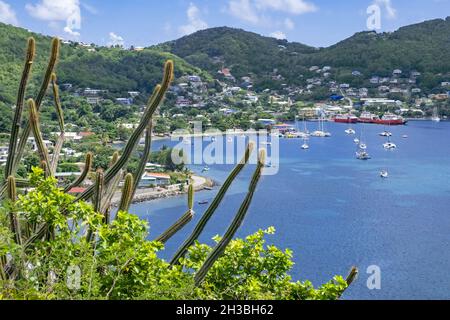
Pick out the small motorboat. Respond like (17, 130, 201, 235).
(359, 143, 367, 150)
(402, 135, 408, 139)
(198, 200, 209, 205)
(383, 142, 397, 150)
(353, 138, 360, 144)
(356, 151, 371, 160)
(202, 166, 210, 172)
(379, 131, 392, 137)
(301, 143, 309, 150)
(345, 128, 356, 135)
(380, 170, 389, 178)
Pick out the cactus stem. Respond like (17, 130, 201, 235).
(194, 149, 266, 286)
(170, 142, 254, 266)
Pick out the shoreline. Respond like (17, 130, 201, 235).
(111, 175, 215, 206)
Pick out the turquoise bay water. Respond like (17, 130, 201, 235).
(131, 121, 450, 300)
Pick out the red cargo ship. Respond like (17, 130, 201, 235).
(357, 112, 407, 125)
(374, 113, 408, 125)
(358, 112, 379, 123)
(334, 114, 358, 123)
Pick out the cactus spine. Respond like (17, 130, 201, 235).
(118, 173, 134, 213)
(156, 184, 194, 244)
(77, 60, 173, 202)
(4, 38, 35, 180)
(194, 149, 266, 286)
(170, 142, 255, 266)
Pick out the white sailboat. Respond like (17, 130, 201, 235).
(432, 107, 441, 122)
(356, 125, 370, 160)
(311, 115, 331, 137)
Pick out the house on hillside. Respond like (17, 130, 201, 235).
(140, 172, 171, 187)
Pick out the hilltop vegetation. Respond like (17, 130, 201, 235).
(0, 22, 209, 106)
(160, 18, 450, 91)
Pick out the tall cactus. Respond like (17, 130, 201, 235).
(118, 173, 134, 213)
(7, 176, 21, 245)
(156, 184, 194, 244)
(76, 60, 173, 202)
(170, 142, 255, 266)
(194, 149, 266, 286)
(4, 38, 35, 180)
(12, 38, 60, 175)
(131, 121, 153, 200)
(28, 99, 51, 176)
(50, 73, 65, 175)
(63, 152, 93, 193)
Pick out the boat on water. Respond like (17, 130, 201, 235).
(345, 128, 356, 135)
(359, 143, 367, 150)
(310, 116, 331, 137)
(358, 112, 407, 125)
(334, 114, 358, 123)
(202, 166, 210, 172)
(402, 135, 408, 139)
(353, 138, 360, 144)
(356, 150, 371, 160)
(301, 143, 309, 150)
(375, 113, 408, 125)
(379, 131, 392, 137)
(358, 111, 379, 123)
(198, 200, 209, 205)
(380, 170, 389, 178)
(383, 142, 397, 150)
(432, 107, 441, 122)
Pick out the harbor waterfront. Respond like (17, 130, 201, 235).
(131, 120, 450, 300)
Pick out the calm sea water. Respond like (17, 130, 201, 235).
(130, 121, 450, 300)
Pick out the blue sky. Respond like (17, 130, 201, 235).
(0, 0, 449, 48)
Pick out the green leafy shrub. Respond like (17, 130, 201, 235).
(0, 169, 352, 300)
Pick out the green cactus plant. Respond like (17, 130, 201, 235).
(170, 142, 255, 266)
(50, 73, 65, 175)
(156, 184, 194, 244)
(4, 38, 35, 180)
(7, 176, 21, 246)
(12, 38, 60, 175)
(77, 60, 174, 202)
(118, 173, 134, 213)
(194, 149, 266, 286)
(131, 121, 153, 200)
(28, 99, 51, 176)
(63, 152, 93, 193)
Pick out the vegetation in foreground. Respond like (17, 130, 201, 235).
(0, 168, 353, 300)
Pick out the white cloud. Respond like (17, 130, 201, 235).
(256, 0, 317, 14)
(270, 30, 286, 40)
(284, 18, 294, 30)
(26, 0, 81, 37)
(108, 32, 124, 47)
(0, 1, 18, 26)
(228, 0, 260, 24)
(227, 0, 316, 26)
(374, 0, 397, 19)
(179, 3, 208, 36)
